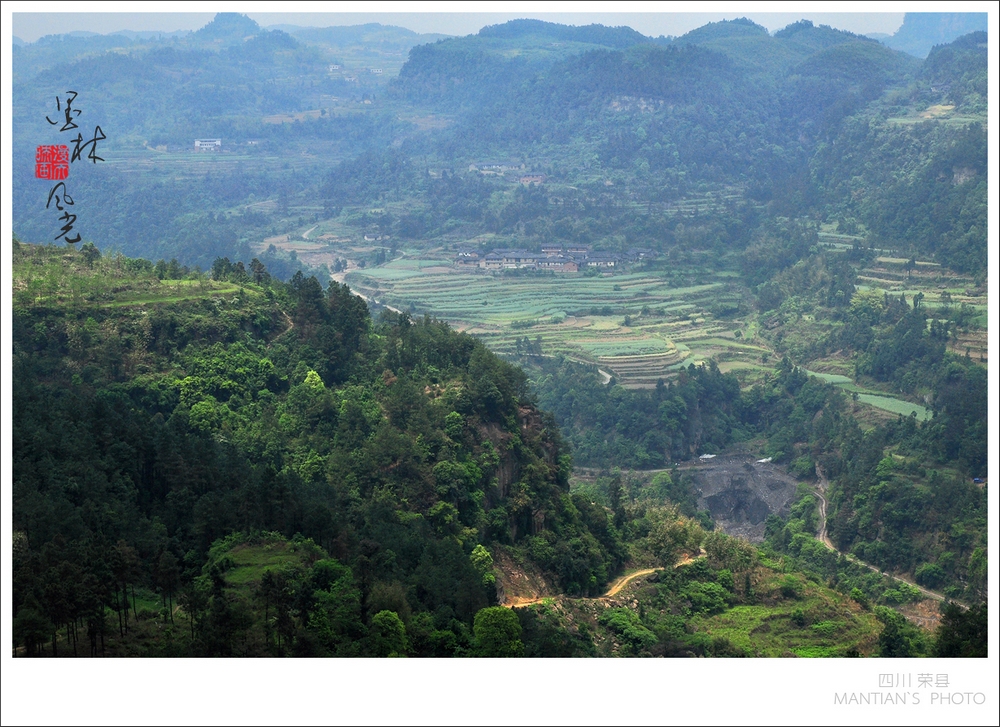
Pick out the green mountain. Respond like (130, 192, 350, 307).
(276, 22, 451, 49)
(10, 15, 988, 660)
(12, 242, 627, 656)
(192, 11, 263, 44)
(12, 15, 985, 277)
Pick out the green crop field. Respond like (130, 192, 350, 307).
(346, 243, 987, 394)
(857, 394, 932, 421)
(691, 572, 880, 657)
(794, 250, 987, 421)
(221, 541, 311, 586)
(804, 370, 932, 421)
(348, 255, 762, 387)
(803, 370, 853, 385)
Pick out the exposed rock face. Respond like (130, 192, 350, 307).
(480, 404, 566, 542)
(690, 456, 799, 542)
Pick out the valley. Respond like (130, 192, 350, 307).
(10, 11, 989, 667)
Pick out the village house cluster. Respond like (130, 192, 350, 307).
(468, 162, 548, 186)
(454, 245, 655, 272)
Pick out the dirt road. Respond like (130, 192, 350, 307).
(508, 552, 707, 608)
(603, 568, 662, 598)
(813, 466, 836, 551)
(507, 568, 661, 608)
(572, 461, 710, 479)
(506, 596, 547, 608)
(812, 466, 961, 607)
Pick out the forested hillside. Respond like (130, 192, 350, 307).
(12, 241, 987, 657)
(13, 242, 637, 655)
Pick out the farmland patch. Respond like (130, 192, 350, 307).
(346, 255, 762, 386)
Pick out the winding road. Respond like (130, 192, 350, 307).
(603, 568, 662, 598)
(813, 467, 836, 551)
(507, 568, 662, 608)
(812, 466, 962, 607)
(507, 471, 962, 614)
(507, 553, 702, 608)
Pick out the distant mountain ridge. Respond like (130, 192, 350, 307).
(674, 16, 769, 44)
(882, 12, 988, 58)
(273, 22, 451, 47)
(11, 15, 986, 277)
(192, 11, 262, 42)
(477, 18, 662, 48)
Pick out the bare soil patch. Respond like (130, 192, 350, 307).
(690, 455, 799, 542)
(495, 548, 556, 606)
(897, 599, 943, 633)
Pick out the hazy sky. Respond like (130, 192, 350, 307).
(10, 5, 919, 44)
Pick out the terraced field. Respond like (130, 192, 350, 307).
(107, 146, 340, 180)
(347, 255, 767, 387)
(806, 236, 988, 409)
(844, 253, 988, 368)
(802, 369, 933, 421)
(346, 240, 988, 404)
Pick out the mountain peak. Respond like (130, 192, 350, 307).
(195, 12, 261, 41)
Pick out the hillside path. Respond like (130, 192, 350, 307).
(812, 466, 962, 607)
(508, 554, 704, 608)
(603, 568, 661, 597)
(508, 568, 662, 608)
